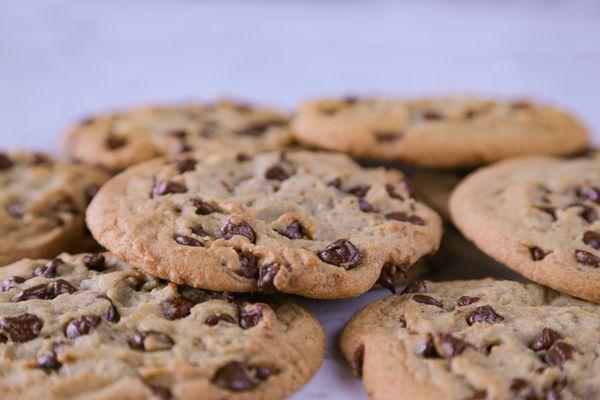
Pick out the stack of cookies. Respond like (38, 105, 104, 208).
(1, 96, 598, 400)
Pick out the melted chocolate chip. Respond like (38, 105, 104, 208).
(221, 220, 256, 243)
(0, 153, 14, 169)
(239, 306, 263, 330)
(64, 315, 101, 339)
(105, 135, 127, 150)
(347, 185, 370, 197)
(96, 295, 120, 323)
(544, 342, 575, 367)
(176, 158, 197, 174)
(152, 181, 187, 198)
(510, 379, 537, 400)
(358, 199, 376, 213)
(212, 361, 259, 391)
(318, 239, 361, 269)
(258, 264, 280, 292)
(412, 294, 443, 308)
(83, 253, 106, 271)
(530, 247, 547, 261)
(536, 206, 557, 221)
(161, 297, 195, 320)
(531, 327, 562, 351)
(174, 235, 202, 247)
(191, 198, 216, 215)
(385, 184, 404, 201)
(277, 221, 307, 240)
(129, 331, 174, 351)
(574, 249, 599, 267)
(466, 305, 504, 326)
(457, 296, 480, 307)
(236, 251, 259, 279)
(377, 262, 407, 293)
(34, 258, 64, 278)
(12, 284, 49, 302)
(37, 350, 61, 371)
(264, 164, 290, 181)
(350, 344, 365, 376)
(0, 313, 43, 342)
(402, 280, 428, 294)
(583, 231, 600, 250)
(435, 333, 473, 359)
(385, 212, 426, 226)
(205, 314, 236, 326)
(418, 333, 439, 358)
(0, 276, 25, 292)
(48, 279, 77, 297)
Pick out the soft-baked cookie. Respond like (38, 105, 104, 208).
(339, 279, 600, 400)
(0, 252, 324, 399)
(86, 150, 443, 299)
(291, 96, 588, 168)
(0, 152, 109, 266)
(61, 100, 293, 171)
(450, 153, 600, 303)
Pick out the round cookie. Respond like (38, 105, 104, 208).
(0, 151, 109, 266)
(291, 96, 588, 168)
(0, 252, 324, 400)
(61, 100, 293, 171)
(86, 150, 442, 299)
(450, 153, 600, 303)
(340, 279, 600, 400)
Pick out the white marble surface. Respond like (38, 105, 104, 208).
(1, 1, 599, 399)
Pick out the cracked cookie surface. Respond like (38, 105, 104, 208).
(0, 152, 109, 266)
(0, 252, 324, 400)
(450, 153, 600, 303)
(291, 96, 588, 168)
(61, 100, 293, 171)
(86, 150, 442, 299)
(339, 279, 600, 400)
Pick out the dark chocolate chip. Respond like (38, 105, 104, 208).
(221, 220, 256, 243)
(347, 185, 370, 197)
(412, 294, 443, 308)
(510, 379, 537, 400)
(96, 295, 120, 323)
(205, 314, 236, 326)
(531, 327, 562, 351)
(83, 254, 106, 271)
(579, 206, 598, 223)
(277, 221, 307, 240)
(0, 153, 14, 169)
(583, 231, 600, 250)
(327, 177, 342, 189)
(36, 350, 61, 371)
(574, 249, 599, 267)
(236, 153, 252, 162)
(397, 178, 416, 199)
(374, 131, 403, 142)
(34, 258, 64, 278)
(579, 186, 600, 204)
(358, 199, 377, 213)
(174, 235, 202, 247)
(64, 315, 101, 339)
(191, 198, 216, 215)
(191, 225, 209, 237)
(0, 276, 26, 292)
(435, 333, 473, 359)
(152, 181, 187, 198)
(12, 284, 49, 302)
(385, 184, 404, 201)
(175, 158, 197, 174)
(350, 344, 365, 376)
(466, 305, 504, 326)
(147, 384, 172, 400)
(385, 212, 425, 226)
(457, 296, 480, 307)
(536, 206, 557, 221)
(318, 239, 361, 269)
(212, 361, 259, 391)
(161, 297, 195, 320)
(377, 262, 407, 293)
(418, 333, 439, 358)
(129, 331, 174, 351)
(402, 280, 428, 294)
(264, 164, 290, 181)
(0, 313, 43, 342)
(258, 264, 280, 292)
(544, 342, 575, 367)
(236, 251, 259, 279)
(530, 247, 547, 261)
(105, 135, 127, 150)
(48, 279, 77, 297)
(239, 306, 263, 330)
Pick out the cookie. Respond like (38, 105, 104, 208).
(86, 150, 442, 299)
(339, 279, 600, 400)
(61, 100, 293, 171)
(450, 153, 600, 303)
(0, 252, 324, 399)
(0, 151, 109, 266)
(291, 96, 588, 168)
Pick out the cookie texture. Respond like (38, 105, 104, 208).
(87, 150, 442, 299)
(61, 100, 293, 171)
(0, 253, 324, 400)
(450, 153, 600, 303)
(340, 279, 600, 400)
(291, 96, 588, 168)
(0, 152, 109, 266)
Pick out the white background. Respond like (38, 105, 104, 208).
(1, 1, 599, 398)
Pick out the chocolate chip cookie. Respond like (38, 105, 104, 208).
(291, 96, 588, 168)
(0, 151, 109, 266)
(340, 279, 600, 400)
(0, 252, 324, 399)
(61, 100, 293, 171)
(86, 150, 442, 299)
(450, 153, 600, 303)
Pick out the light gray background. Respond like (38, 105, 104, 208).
(1, 1, 599, 398)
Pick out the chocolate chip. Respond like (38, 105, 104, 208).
(175, 158, 197, 174)
(191, 225, 208, 237)
(161, 297, 195, 320)
(258, 264, 280, 292)
(239, 306, 263, 330)
(34, 258, 64, 278)
(236, 251, 259, 279)
(418, 333, 439, 358)
(536, 206, 557, 221)
(385, 212, 425, 226)
(147, 384, 172, 400)
(36, 350, 61, 371)
(402, 280, 428, 293)
(377, 262, 407, 293)
(510, 379, 537, 400)
(385, 184, 404, 200)
(152, 181, 187, 198)
(12, 284, 49, 302)
(96, 295, 120, 323)
(350, 344, 365, 376)
(264, 164, 290, 181)
(236, 153, 252, 162)
(412, 294, 443, 308)
(374, 131, 403, 142)
(435, 333, 472, 359)
(318, 239, 361, 269)
(574, 249, 599, 267)
(469, 390, 488, 400)
(277, 221, 307, 240)
(583, 231, 600, 250)
(530, 247, 547, 261)
(579, 206, 598, 223)
(205, 314, 236, 326)
(358, 199, 377, 213)
(105, 135, 127, 150)
(237, 120, 285, 136)
(397, 179, 416, 199)
(129, 331, 174, 351)
(174, 235, 202, 247)
(6, 202, 23, 218)
(212, 361, 259, 391)
(64, 315, 101, 339)
(466, 305, 504, 326)
(0, 333, 6, 343)
(0, 276, 25, 292)
(191, 198, 216, 215)
(327, 177, 342, 189)
(0, 313, 43, 342)
(347, 185, 370, 197)
(0, 153, 14, 169)
(579, 186, 600, 204)
(48, 279, 77, 297)
(457, 296, 480, 307)
(83, 254, 106, 271)
(420, 110, 444, 120)
(544, 342, 575, 367)
(221, 220, 256, 243)
(531, 327, 562, 351)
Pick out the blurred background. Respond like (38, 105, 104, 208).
(1, 0, 599, 149)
